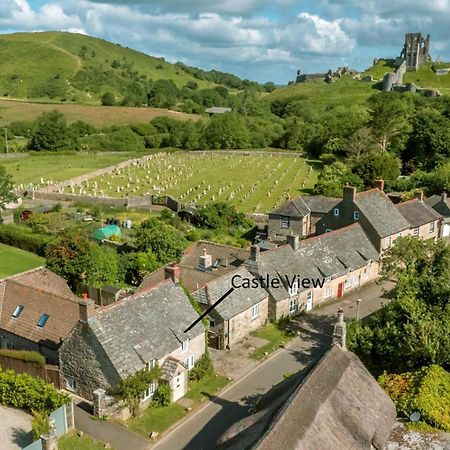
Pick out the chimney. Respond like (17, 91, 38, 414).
(333, 308, 347, 350)
(413, 190, 424, 202)
(442, 192, 448, 203)
(199, 248, 212, 271)
(205, 284, 212, 306)
(286, 234, 299, 251)
(343, 185, 356, 202)
(250, 244, 260, 262)
(79, 294, 95, 323)
(375, 178, 385, 192)
(164, 263, 181, 283)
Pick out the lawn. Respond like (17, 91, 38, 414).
(250, 322, 296, 360)
(0, 243, 44, 278)
(59, 431, 113, 450)
(1, 151, 146, 185)
(67, 151, 321, 213)
(128, 374, 229, 437)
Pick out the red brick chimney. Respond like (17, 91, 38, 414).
(375, 179, 385, 192)
(164, 263, 181, 284)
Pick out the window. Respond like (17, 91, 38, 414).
(37, 314, 49, 327)
(143, 382, 156, 400)
(386, 236, 392, 248)
(65, 377, 77, 392)
(148, 359, 156, 369)
(184, 354, 195, 370)
(251, 303, 260, 320)
(325, 228, 333, 233)
(334, 208, 340, 217)
(430, 222, 435, 233)
(414, 227, 419, 237)
(181, 339, 189, 352)
(209, 319, 215, 328)
(324, 287, 332, 299)
(12, 305, 24, 318)
(288, 280, 298, 297)
(344, 278, 353, 289)
(281, 216, 290, 228)
(353, 211, 359, 220)
(364, 268, 369, 279)
(289, 298, 298, 315)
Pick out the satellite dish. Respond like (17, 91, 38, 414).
(410, 411, 421, 422)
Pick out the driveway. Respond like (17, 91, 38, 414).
(0, 405, 33, 450)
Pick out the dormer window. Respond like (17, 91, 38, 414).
(12, 305, 24, 318)
(288, 281, 298, 297)
(353, 211, 359, 220)
(37, 314, 49, 327)
(334, 208, 340, 217)
(181, 339, 189, 352)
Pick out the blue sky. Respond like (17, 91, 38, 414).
(1, 0, 449, 83)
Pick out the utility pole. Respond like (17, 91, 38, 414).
(356, 298, 362, 321)
(2, 128, 8, 154)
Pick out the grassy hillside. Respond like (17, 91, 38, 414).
(0, 31, 219, 103)
(0, 99, 197, 127)
(363, 60, 450, 95)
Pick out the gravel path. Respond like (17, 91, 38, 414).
(0, 405, 33, 450)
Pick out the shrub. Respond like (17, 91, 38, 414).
(0, 349, 46, 368)
(0, 224, 51, 256)
(189, 350, 214, 382)
(0, 369, 69, 413)
(31, 410, 50, 440)
(152, 383, 171, 407)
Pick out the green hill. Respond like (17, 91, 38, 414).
(0, 31, 242, 103)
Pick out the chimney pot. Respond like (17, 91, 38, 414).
(375, 179, 385, 192)
(333, 308, 346, 350)
(82, 293, 88, 300)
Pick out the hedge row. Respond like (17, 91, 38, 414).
(0, 368, 69, 413)
(0, 349, 46, 368)
(0, 224, 51, 256)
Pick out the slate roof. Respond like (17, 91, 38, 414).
(87, 280, 203, 378)
(0, 267, 88, 348)
(425, 194, 450, 219)
(396, 199, 442, 228)
(301, 195, 340, 214)
(193, 267, 268, 321)
(217, 345, 396, 450)
(160, 357, 185, 381)
(269, 197, 310, 218)
(354, 189, 410, 238)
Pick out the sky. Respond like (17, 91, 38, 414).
(1, 0, 449, 84)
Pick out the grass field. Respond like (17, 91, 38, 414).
(67, 152, 321, 213)
(1, 151, 147, 185)
(0, 243, 44, 278)
(0, 99, 198, 127)
(59, 432, 112, 450)
(250, 323, 295, 360)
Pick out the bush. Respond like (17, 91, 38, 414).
(0, 349, 46, 368)
(31, 410, 50, 440)
(189, 350, 214, 382)
(0, 369, 69, 413)
(0, 224, 51, 256)
(152, 383, 171, 407)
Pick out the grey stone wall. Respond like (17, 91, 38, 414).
(268, 214, 306, 240)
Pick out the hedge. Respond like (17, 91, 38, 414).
(0, 224, 51, 256)
(0, 368, 69, 413)
(0, 349, 46, 368)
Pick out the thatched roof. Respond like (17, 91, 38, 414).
(217, 345, 396, 450)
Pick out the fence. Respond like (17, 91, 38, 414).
(0, 355, 61, 388)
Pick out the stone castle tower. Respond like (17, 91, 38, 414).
(398, 33, 431, 71)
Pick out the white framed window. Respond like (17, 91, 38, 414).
(148, 359, 156, 369)
(288, 280, 298, 297)
(289, 298, 298, 315)
(251, 303, 260, 320)
(353, 211, 359, 220)
(344, 278, 352, 289)
(324, 287, 332, 298)
(413, 227, 419, 236)
(281, 216, 290, 228)
(181, 339, 189, 353)
(334, 208, 340, 217)
(386, 236, 392, 248)
(364, 268, 369, 279)
(65, 377, 77, 392)
(143, 381, 156, 400)
(430, 221, 435, 233)
(184, 354, 195, 370)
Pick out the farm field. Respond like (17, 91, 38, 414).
(0, 99, 198, 127)
(0, 243, 44, 278)
(1, 151, 147, 185)
(65, 152, 321, 213)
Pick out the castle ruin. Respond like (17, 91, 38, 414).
(396, 33, 431, 71)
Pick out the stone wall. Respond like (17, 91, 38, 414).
(166, 331, 205, 369)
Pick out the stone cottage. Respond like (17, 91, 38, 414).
(425, 192, 450, 237)
(0, 267, 94, 365)
(193, 267, 269, 349)
(60, 279, 205, 403)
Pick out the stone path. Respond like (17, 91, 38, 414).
(0, 405, 33, 450)
(74, 405, 149, 450)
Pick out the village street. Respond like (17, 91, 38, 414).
(150, 280, 395, 450)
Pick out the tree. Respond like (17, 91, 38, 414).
(0, 165, 17, 210)
(28, 110, 77, 151)
(101, 92, 116, 106)
(314, 162, 363, 197)
(194, 202, 251, 229)
(353, 152, 401, 188)
(345, 127, 378, 162)
(204, 112, 250, 149)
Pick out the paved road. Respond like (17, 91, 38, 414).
(152, 280, 395, 450)
(0, 404, 33, 450)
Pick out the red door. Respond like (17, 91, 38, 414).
(337, 282, 343, 298)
